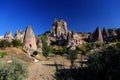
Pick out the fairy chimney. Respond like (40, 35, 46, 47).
(23, 26, 37, 53)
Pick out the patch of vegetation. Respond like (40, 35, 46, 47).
(33, 51, 38, 55)
(52, 46, 68, 55)
(0, 58, 28, 80)
(55, 43, 120, 80)
(0, 40, 11, 48)
(0, 51, 7, 58)
(40, 35, 52, 57)
(12, 39, 22, 48)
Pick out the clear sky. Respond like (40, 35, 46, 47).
(0, 0, 120, 36)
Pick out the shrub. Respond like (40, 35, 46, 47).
(0, 58, 28, 80)
(33, 51, 38, 55)
(0, 40, 11, 48)
(0, 52, 7, 58)
(12, 39, 22, 48)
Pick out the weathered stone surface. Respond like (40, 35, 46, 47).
(4, 32, 13, 42)
(102, 27, 109, 39)
(36, 37, 42, 48)
(14, 29, 24, 42)
(42, 19, 85, 47)
(108, 29, 117, 37)
(23, 26, 37, 54)
(49, 19, 73, 45)
(89, 27, 103, 43)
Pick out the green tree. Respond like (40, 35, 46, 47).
(40, 35, 52, 57)
(68, 49, 79, 68)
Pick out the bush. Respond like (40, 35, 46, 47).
(12, 39, 22, 48)
(0, 52, 7, 58)
(33, 51, 38, 55)
(0, 58, 28, 80)
(0, 40, 11, 48)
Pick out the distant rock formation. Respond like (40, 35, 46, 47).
(23, 26, 37, 54)
(108, 29, 117, 38)
(49, 19, 72, 45)
(14, 29, 24, 42)
(4, 32, 13, 42)
(44, 19, 85, 47)
(102, 27, 109, 40)
(36, 37, 42, 53)
(89, 27, 103, 43)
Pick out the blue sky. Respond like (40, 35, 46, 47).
(0, 0, 120, 36)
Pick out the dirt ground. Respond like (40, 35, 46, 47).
(27, 55, 71, 80)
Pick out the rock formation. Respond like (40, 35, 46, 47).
(49, 19, 72, 45)
(4, 32, 13, 42)
(102, 27, 109, 40)
(108, 29, 117, 38)
(89, 27, 103, 43)
(14, 29, 24, 42)
(23, 26, 37, 54)
(45, 19, 85, 47)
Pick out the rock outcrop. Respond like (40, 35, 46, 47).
(4, 32, 13, 42)
(14, 29, 24, 42)
(23, 26, 37, 54)
(102, 27, 109, 40)
(45, 19, 84, 47)
(89, 27, 103, 43)
(49, 19, 72, 45)
(108, 29, 117, 38)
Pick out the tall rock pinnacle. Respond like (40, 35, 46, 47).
(89, 27, 103, 43)
(23, 26, 37, 53)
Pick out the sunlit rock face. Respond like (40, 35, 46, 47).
(44, 19, 84, 47)
(14, 29, 24, 42)
(89, 27, 103, 43)
(4, 32, 13, 42)
(23, 26, 37, 54)
(50, 19, 72, 45)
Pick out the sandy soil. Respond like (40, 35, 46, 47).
(27, 56, 71, 80)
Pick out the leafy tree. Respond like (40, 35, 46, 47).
(40, 35, 52, 57)
(68, 49, 79, 68)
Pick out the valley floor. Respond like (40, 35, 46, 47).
(27, 57, 71, 80)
